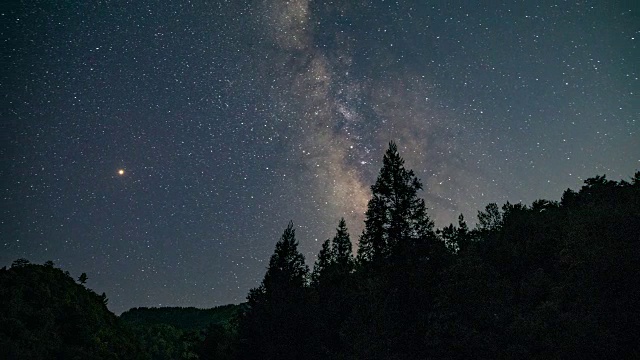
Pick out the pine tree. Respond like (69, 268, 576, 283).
(346, 142, 445, 359)
(331, 218, 354, 276)
(357, 141, 436, 267)
(240, 221, 309, 360)
(246, 221, 308, 309)
(312, 218, 354, 288)
(309, 219, 355, 358)
(311, 239, 333, 287)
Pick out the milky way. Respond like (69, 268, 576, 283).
(3, 1, 637, 313)
(254, 0, 490, 235)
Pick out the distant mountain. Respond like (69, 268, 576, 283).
(120, 304, 243, 331)
(119, 304, 244, 360)
(0, 260, 147, 360)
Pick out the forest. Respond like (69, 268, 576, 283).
(2, 142, 638, 359)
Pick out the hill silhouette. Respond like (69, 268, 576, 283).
(120, 304, 242, 331)
(2, 142, 638, 359)
(0, 260, 147, 360)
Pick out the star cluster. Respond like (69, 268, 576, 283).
(2, 1, 637, 313)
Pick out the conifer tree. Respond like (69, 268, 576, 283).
(357, 141, 436, 267)
(308, 218, 354, 358)
(331, 218, 354, 276)
(311, 239, 333, 287)
(311, 218, 354, 288)
(239, 221, 309, 360)
(247, 221, 308, 308)
(347, 142, 445, 358)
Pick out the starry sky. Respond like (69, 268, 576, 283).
(2, 1, 638, 314)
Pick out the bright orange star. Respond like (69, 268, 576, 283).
(117, 169, 125, 176)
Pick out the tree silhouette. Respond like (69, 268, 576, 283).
(439, 214, 470, 254)
(332, 218, 354, 275)
(311, 218, 353, 289)
(0, 261, 147, 359)
(11, 258, 30, 268)
(477, 202, 502, 231)
(236, 169, 639, 359)
(78, 272, 88, 284)
(311, 239, 333, 287)
(251, 221, 308, 301)
(307, 218, 355, 358)
(238, 221, 309, 360)
(357, 141, 436, 267)
(344, 142, 447, 358)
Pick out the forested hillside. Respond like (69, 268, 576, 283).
(120, 304, 242, 331)
(0, 261, 240, 360)
(0, 260, 147, 360)
(2, 142, 638, 359)
(234, 143, 640, 360)
(120, 305, 242, 360)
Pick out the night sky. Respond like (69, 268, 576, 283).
(2, 1, 638, 314)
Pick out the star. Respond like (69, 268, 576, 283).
(4, 0, 635, 314)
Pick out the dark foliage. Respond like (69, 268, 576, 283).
(236, 221, 310, 360)
(120, 304, 241, 332)
(342, 142, 448, 360)
(78, 272, 88, 284)
(357, 142, 439, 268)
(0, 262, 147, 360)
(128, 323, 198, 360)
(5, 143, 638, 360)
(308, 218, 355, 358)
(120, 305, 242, 360)
(229, 142, 640, 360)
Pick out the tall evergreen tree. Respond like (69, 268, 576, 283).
(249, 221, 308, 302)
(331, 218, 354, 276)
(311, 239, 333, 287)
(357, 141, 436, 267)
(308, 218, 354, 358)
(346, 142, 446, 359)
(312, 218, 354, 288)
(239, 221, 309, 360)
